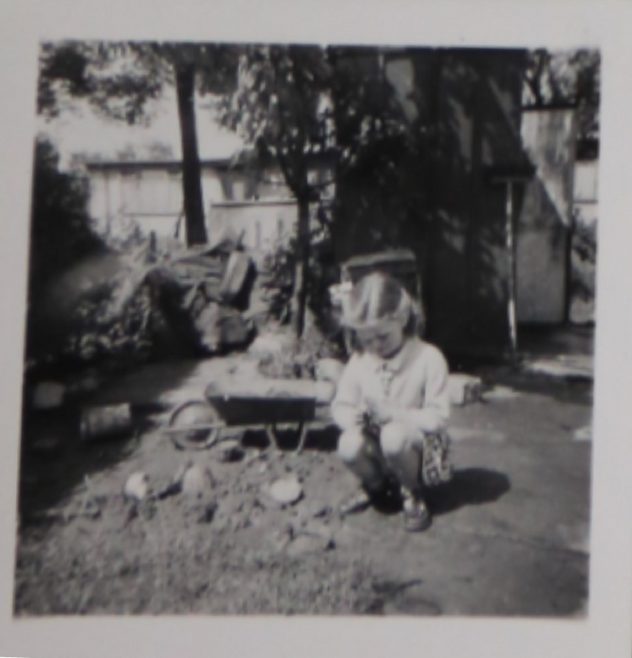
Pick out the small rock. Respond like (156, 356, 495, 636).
(269, 524, 294, 551)
(197, 501, 217, 524)
(123, 472, 150, 502)
(266, 475, 303, 506)
(182, 464, 214, 499)
(248, 503, 265, 527)
(312, 504, 333, 519)
(217, 439, 245, 463)
(286, 528, 335, 556)
(483, 385, 522, 401)
(32, 381, 65, 410)
(245, 451, 261, 463)
(448, 374, 482, 406)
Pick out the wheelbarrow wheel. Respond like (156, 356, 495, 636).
(167, 399, 223, 450)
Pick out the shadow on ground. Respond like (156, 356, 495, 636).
(427, 467, 511, 515)
(18, 358, 201, 522)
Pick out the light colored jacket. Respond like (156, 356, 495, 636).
(331, 337, 450, 433)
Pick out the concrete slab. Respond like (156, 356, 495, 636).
(523, 355, 593, 380)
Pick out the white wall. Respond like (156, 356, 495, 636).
(208, 200, 297, 258)
(88, 166, 228, 242)
(516, 109, 576, 324)
(573, 160, 598, 227)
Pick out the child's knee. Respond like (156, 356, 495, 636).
(380, 422, 410, 457)
(337, 427, 366, 463)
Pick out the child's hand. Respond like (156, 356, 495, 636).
(363, 397, 394, 426)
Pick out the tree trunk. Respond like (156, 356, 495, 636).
(175, 63, 207, 246)
(291, 196, 311, 337)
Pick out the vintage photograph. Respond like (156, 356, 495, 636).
(13, 40, 598, 617)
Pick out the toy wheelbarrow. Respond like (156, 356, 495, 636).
(163, 379, 334, 453)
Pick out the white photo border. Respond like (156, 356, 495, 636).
(1, 1, 631, 657)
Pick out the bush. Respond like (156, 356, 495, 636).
(259, 206, 340, 336)
(28, 137, 104, 297)
(25, 138, 107, 366)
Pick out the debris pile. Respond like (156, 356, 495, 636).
(31, 229, 268, 374)
(118, 229, 258, 358)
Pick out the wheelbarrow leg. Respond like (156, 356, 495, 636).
(265, 424, 282, 451)
(264, 423, 309, 452)
(295, 423, 308, 454)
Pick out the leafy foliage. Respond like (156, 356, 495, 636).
(38, 41, 239, 125)
(38, 40, 241, 246)
(523, 49, 600, 157)
(29, 137, 104, 296)
(327, 47, 412, 172)
(215, 45, 333, 196)
(58, 276, 155, 367)
(214, 45, 338, 335)
(213, 44, 419, 335)
(38, 41, 165, 124)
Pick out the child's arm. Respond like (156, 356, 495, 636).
(331, 356, 365, 430)
(387, 346, 450, 433)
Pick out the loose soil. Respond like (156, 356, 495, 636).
(14, 355, 592, 616)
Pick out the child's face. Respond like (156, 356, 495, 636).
(356, 319, 406, 359)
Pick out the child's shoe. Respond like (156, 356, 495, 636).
(339, 477, 401, 517)
(339, 489, 372, 517)
(402, 491, 431, 532)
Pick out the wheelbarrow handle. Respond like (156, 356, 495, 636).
(163, 421, 226, 434)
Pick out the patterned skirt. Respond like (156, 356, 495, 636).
(363, 420, 453, 488)
(420, 429, 453, 487)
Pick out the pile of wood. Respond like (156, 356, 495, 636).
(50, 232, 261, 365)
(131, 236, 258, 356)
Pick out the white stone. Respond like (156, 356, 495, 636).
(484, 385, 522, 401)
(267, 475, 303, 506)
(123, 472, 150, 501)
(181, 464, 213, 498)
(448, 374, 482, 406)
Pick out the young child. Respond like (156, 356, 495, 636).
(331, 271, 452, 532)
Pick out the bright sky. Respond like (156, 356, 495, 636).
(39, 87, 244, 169)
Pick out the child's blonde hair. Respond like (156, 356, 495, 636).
(342, 271, 423, 336)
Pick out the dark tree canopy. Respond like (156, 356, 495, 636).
(213, 44, 421, 335)
(37, 40, 240, 246)
(38, 41, 239, 124)
(29, 137, 104, 295)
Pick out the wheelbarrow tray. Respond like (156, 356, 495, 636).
(204, 378, 318, 426)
